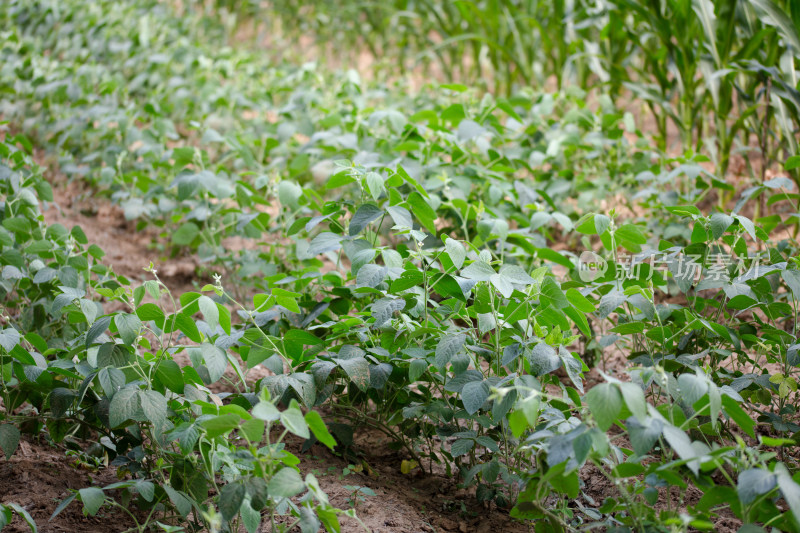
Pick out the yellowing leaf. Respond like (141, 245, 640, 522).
(400, 460, 418, 474)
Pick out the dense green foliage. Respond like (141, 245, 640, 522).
(1, 0, 800, 532)
(270, 0, 800, 177)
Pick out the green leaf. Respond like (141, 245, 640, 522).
(2, 216, 31, 234)
(155, 360, 184, 394)
(440, 83, 468, 92)
(245, 477, 269, 511)
(6, 502, 36, 532)
(0, 424, 20, 459)
(135, 480, 155, 502)
(709, 213, 734, 240)
(477, 312, 496, 334)
(734, 214, 757, 241)
(615, 223, 647, 244)
(407, 192, 436, 233)
(727, 295, 758, 310)
(50, 493, 77, 521)
(387, 205, 413, 229)
(109, 387, 140, 427)
(198, 296, 219, 332)
(281, 401, 309, 439)
(619, 382, 647, 423)
(240, 418, 265, 443)
(598, 291, 626, 319)
(365, 172, 384, 201)
(276, 295, 300, 314)
(490, 273, 514, 298)
(277, 181, 303, 209)
(435, 333, 466, 369)
(371, 298, 405, 328)
(613, 462, 645, 478)
(33, 267, 57, 284)
(268, 468, 305, 498)
(50, 388, 76, 418)
(98, 367, 126, 397)
(533, 249, 570, 270)
(169, 422, 201, 454)
(692, 0, 720, 65)
(737, 468, 776, 504)
(349, 204, 383, 236)
(750, 0, 800, 51)
(1, 265, 24, 282)
(0, 328, 21, 352)
(451, 438, 474, 457)
(609, 322, 644, 335)
(499, 265, 535, 285)
(575, 213, 610, 235)
(200, 343, 228, 383)
(174, 312, 202, 342)
(540, 277, 568, 308)
(336, 356, 370, 391)
(356, 264, 386, 288)
(475, 436, 500, 453)
(219, 482, 246, 522)
(181, 292, 203, 314)
(163, 486, 193, 518)
(85, 316, 112, 347)
(139, 390, 168, 429)
(252, 399, 281, 422)
(585, 383, 622, 431)
(144, 281, 161, 300)
(566, 289, 595, 313)
(432, 273, 467, 302)
(708, 382, 721, 430)
(461, 260, 495, 281)
(776, 467, 800, 529)
(445, 238, 466, 269)
(508, 410, 528, 438)
(239, 499, 258, 531)
(627, 416, 663, 456)
(786, 155, 800, 170)
(79, 487, 105, 516)
(114, 313, 142, 345)
(560, 349, 584, 394)
(389, 270, 424, 293)
(305, 411, 336, 450)
(284, 329, 323, 356)
(218, 303, 231, 335)
(783, 270, 800, 299)
(677, 373, 708, 407)
(202, 414, 241, 438)
(662, 424, 699, 475)
(462, 381, 490, 415)
(326, 170, 356, 189)
(408, 359, 428, 383)
(527, 343, 561, 376)
(79, 299, 98, 325)
(665, 205, 701, 217)
(96, 343, 131, 368)
(136, 303, 165, 324)
(172, 222, 199, 246)
(721, 394, 755, 438)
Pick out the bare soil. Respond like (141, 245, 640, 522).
(0, 436, 139, 533)
(1, 428, 532, 533)
(287, 430, 531, 533)
(40, 162, 199, 296)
